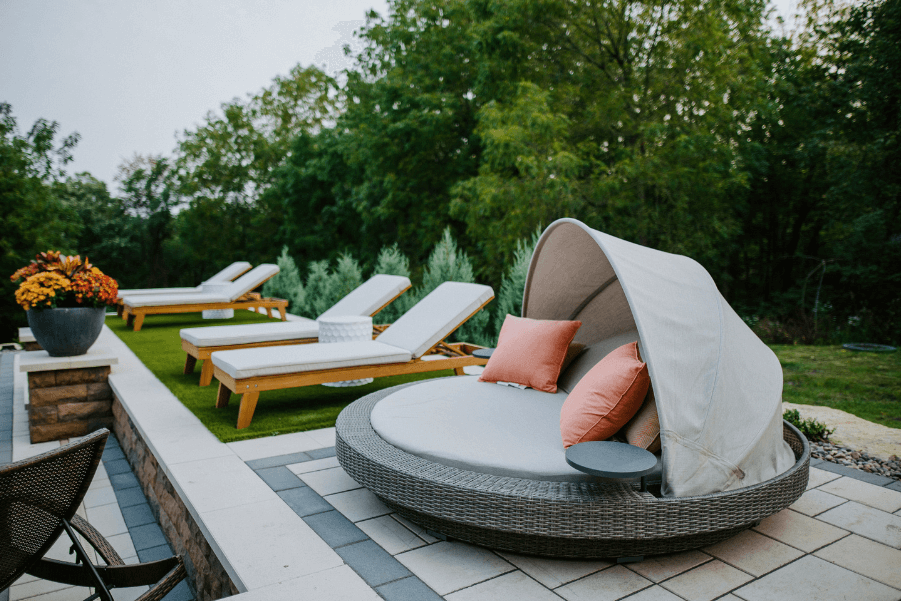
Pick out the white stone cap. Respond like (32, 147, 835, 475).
(19, 347, 119, 373)
(18, 327, 35, 343)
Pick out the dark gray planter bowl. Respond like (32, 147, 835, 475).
(26, 307, 106, 357)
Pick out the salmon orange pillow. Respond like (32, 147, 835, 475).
(478, 315, 582, 393)
(560, 341, 650, 448)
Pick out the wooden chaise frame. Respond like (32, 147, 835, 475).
(115, 264, 253, 317)
(124, 291, 287, 332)
(182, 284, 411, 386)
(212, 297, 493, 429)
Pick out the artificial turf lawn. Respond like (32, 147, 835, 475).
(773, 345, 901, 429)
(106, 312, 454, 443)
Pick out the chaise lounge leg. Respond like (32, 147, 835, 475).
(216, 383, 231, 408)
(184, 354, 197, 374)
(199, 361, 214, 387)
(454, 367, 466, 376)
(117, 303, 124, 318)
(265, 307, 273, 319)
(126, 313, 135, 328)
(132, 313, 145, 331)
(236, 392, 259, 429)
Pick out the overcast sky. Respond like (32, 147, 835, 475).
(1, 0, 797, 190)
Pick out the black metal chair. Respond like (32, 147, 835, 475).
(0, 429, 186, 601)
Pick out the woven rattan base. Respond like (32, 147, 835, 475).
(336, 383, 809, 559)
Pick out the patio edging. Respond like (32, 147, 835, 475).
(111, 393, 238, 601)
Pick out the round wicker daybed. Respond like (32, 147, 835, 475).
(336, 387, 809, 558)
(336, 218, 809, 558)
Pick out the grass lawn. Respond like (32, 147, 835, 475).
(773, 345, 900, 428)
(106, 311, 454, 443)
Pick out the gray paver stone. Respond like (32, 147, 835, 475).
(255, 465, 304, 491)
(277, 486, 333, 517)
(303, 510, 368, 548)
(245, 451, 311, 470)
(121, 503, 155, 528)
(307, 446, 337, 460)
(335, 540, 412, 586)
(129, 523, 167, 551)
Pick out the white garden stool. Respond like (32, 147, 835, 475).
(200, 282, 234, 320)
(318, 315, 374, 387)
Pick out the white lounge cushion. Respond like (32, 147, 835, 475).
(203, 261, 252, 283)
(371, 376, 594, 482)
(212, 340, 412, 379)
(118, 286, 201, 297)
(181, 318, 318, 347)
(123, 293, 229, 308)
(118, 261, 252, 297)
(222, 264, 280, 301)
(376, 282, 494, 358)
(319, 274, 411, 320)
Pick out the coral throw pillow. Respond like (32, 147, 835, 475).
(560, 342, 650, 448)
(478, 315, 582, 393)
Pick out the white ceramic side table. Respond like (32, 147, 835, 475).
(200, 282, 234, 319)
(318, 315, 374, 387)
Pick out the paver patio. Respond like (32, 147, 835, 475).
(3, 327, 901, 601)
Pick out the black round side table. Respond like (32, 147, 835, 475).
(566, 441, 658, 492)
(472, 348, 495, 359)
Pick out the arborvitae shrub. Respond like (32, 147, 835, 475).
(304, 254, 364, 318)
(262, 245, 305, 314)
(304, 260, 332, 318)
(493, 232, 540, 341)
(417, 228, 492, 346)
(373, 244, 414, 323)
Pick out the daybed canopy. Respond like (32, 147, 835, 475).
(523, 218, 796, 497)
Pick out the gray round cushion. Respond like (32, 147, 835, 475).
(370, 376, 594, 482)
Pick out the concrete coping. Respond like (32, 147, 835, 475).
(18, 327, 35, 343)
(18, 346, 119, 373)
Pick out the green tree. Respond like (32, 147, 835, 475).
(116, 155, 180, 287)
(0, 104, 81, 339)
(56, 173, 141, 286)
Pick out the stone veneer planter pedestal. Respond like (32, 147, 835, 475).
(18, 327, 41, 351)
(19, 348, 118, 443)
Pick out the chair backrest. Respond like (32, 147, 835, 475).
(318, 274, 412, 320)
(0, 429, 108, 590)
(376, 281, 494, 358)
(222, 264, 280, 301)
(203, 261, 252, 284)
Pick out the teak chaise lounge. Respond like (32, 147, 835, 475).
(121, 264, 283, 331)
(179, 274, 412, 386)
(115, 261, 252, 316)
(0, 429, 187, 601)
(210, 281, 494, 429)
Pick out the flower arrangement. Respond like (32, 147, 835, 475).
(11, 251, 119, 311)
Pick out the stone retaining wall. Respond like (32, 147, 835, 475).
(112, 395, 238, 601)
(28, 366, 113, 443)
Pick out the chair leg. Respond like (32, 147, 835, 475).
(132, 313, 145, 331)
(184, 354, 197, 374)
(199, 361, 214, 387)
(236, 392, 259, 429)
(126, 313, 134, 327)
(454, 367, 466, 376)
(216, 383, 232, 408)
(265, 307, 273, 319)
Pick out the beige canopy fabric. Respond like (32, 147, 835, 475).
(523, 218, 796, 498)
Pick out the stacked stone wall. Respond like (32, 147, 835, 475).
(28, 366, 113, 442)
(111, 396, 239, 601)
